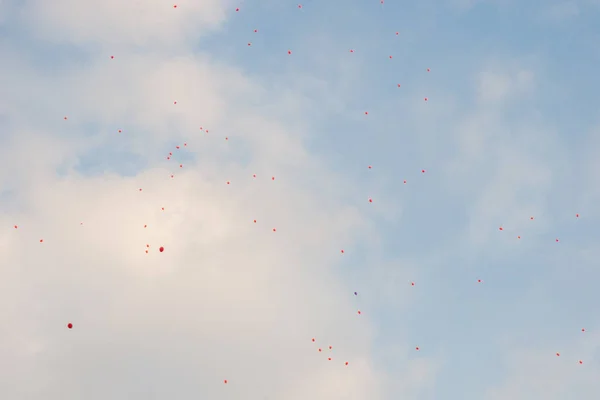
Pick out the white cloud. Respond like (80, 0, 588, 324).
(476, 67, 535, 103)
(19, 0, 229, 47)
(2, 1, 598, 399)
(0, 1, 443, 399)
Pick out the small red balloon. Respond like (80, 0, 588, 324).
(159, 247, 164, 252)
(67, 323, 73, 329)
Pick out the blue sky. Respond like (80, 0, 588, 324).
(1, 0, 600, 399)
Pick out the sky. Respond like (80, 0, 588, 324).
(1, 0, 600, 399)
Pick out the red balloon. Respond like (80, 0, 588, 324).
(159, 247, 164, 252)
(67, 323, 73, 329)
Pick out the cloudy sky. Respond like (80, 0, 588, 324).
(1, 0, 600, 399)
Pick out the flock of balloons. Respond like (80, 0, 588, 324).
(13, 1, 591, 391)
